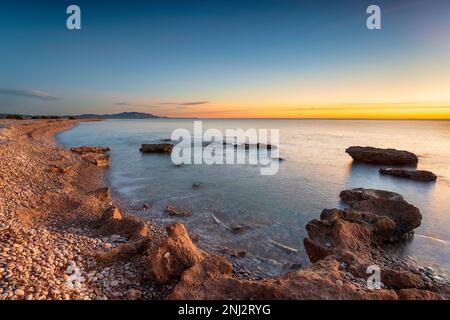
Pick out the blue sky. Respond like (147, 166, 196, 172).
(1, 0, 449, 118)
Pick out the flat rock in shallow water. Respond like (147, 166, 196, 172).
(71, 146, 110, 154)
(164, 205, 192, 217)
(140, 143, 173, 153)
(379, 168, 437, 182)
(345, 146, 418, 165)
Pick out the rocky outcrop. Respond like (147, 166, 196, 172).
(137, 188, 447, 300)
(98, 206, 149, 240)
(70, 146, 111, 167)
(144, 224, 397, 299)
(339, 188, 422, 239)
(70, 146, 110, 154)
(346, 146, 418, 165)
(140, 143, 173, 153)
(379, 168, 437, 181)
(398, 289, 445, 300)
(82, 153, 110, 167)
(145, 224, 231, 284)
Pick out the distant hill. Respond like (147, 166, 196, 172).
(1, 112, 166, 120)
(67, 112, 166, 119)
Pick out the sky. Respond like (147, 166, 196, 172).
(1, 0, 450, 119)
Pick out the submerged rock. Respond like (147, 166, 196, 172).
(379, 168, 437, 182)
(345, 146, 418, 165)
(192, 182, 203, 190)
(164, 205, 192, 217)
(140, 143, 174, 153)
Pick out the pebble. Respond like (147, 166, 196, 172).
(14, 289, 25, 296)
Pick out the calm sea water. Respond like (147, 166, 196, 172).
(57, 119, 450, 277)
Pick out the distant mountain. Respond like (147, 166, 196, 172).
(69, 112, 166, 119)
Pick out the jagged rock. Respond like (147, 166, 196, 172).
(303, 188, 425, 288)
(137, 191, 446, 299)
(382, 269, 425, 290)
(398, 289, 445, 300)
(139, 143, 173, 153)
(143, 226, 397, 300)
(167, 258, 397, 300)
(99, 207, 149, 239)
(379, 168, 437, 181)
(46, 164, 74, 174)
(70, 146, 110, 154)
(345, 146, 418, 165)
(145, 223, 231, 284)
(164, 205, 192, 217)
(339, 188, 422, 237)
(82, 153, 110, 167)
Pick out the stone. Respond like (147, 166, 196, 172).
(345, 146, 418, 165)
(164, 205, 192, 217)
(339, 188, 422, 239)
(70, 146, 110, 154)
(110, 280, 119, 287)
(379, 168, 437, 182)
(192, 182, 203, 189)
(139, 143, 173, 153)
(14, 289, 25, 296)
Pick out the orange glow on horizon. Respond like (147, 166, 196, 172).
(155, 102, 450, 119)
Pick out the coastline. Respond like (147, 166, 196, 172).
(0, 119, 170, 300)
(0, 119, 449, 300)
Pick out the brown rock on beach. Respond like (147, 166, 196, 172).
(345, 146, 419, 165)
(99, 206, 150, 239)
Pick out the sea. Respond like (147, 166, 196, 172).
(57, 119, 450, 277)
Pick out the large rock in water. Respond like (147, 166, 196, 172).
(339, 188, 422, 237)
(379, 168, 437, 182)
(304, 189, 423, 284)
(140, 143, 173, 153)
(345, 146, 418, 165)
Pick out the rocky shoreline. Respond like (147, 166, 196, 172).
(0, 119, 449, 300)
